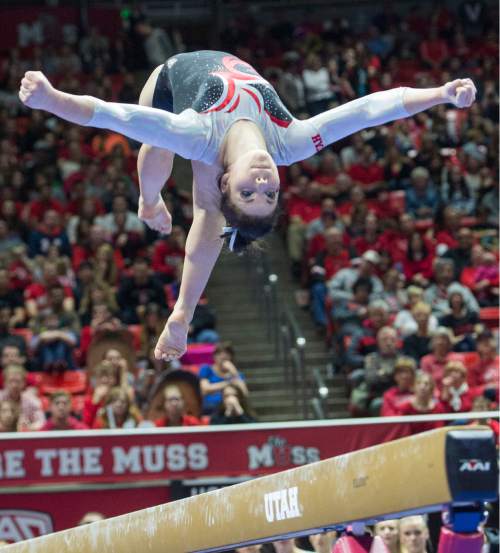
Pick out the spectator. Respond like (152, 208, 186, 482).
(93, 244, 119, 288)
(94, 387, 143, 429)
(154, 385, 201, 427)
(30, 285, 80, 372)
(210, 384, 256, 425)
(307, 532, 337, 553)
(96, 194, 145, 237)
(440, 165, 475, 216)
(117, 257, 167, 324)
(439, 361, 473, 413)
(398, 373, 446, 433)
(473, 251, 499, 306)
(0, 365, 45, 430)
(28, 209, 72, 258)
(394, 286, 438, 338)
(82, 361, 119, 428)
(420, 327, 459, 385)
(399, 516, 430, 553)
(309, 227, 350, 328)
(200, 342, 248, 415)
(332, 277, 373, 339)
(350, 326, 400, 415)
(405, 167, 439, 220)
(439, 286, 479, 351)
(151, 225, 185, 283)
(328, 251, 383, 303)
(24, 260, 75, 319)
(0, 399, 19, 432)
(403, 232, 434, 288)
(374, 520, 400, 553)
(41, 391, 88, 430)
(348, 145, 384, 197)
(0, 306, 27, 355)
(351, 212, 380, 256)
(302, 54, 334, 115)
(277, 55, 307, 114)
(443, 227, 474, 280)
(78, 280, 118, 326)
(403, 302, 433, 362)
(380, 268, 406, 314)
(134, 20, 177, 68)
(0, 268, 25, 325)
(468, 330, 499, 398)
(420, 27, 449, 70)
(377, 213, 416, 265)
(381, 357, 417, 417)
(424, 258, 479, 317)
(306, 198, 344, 243)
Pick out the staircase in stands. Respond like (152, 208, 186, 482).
(205, 233, 349, 422)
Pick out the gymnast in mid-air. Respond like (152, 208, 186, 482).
(18, 50, 476, 362)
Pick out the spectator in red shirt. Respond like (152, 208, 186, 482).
(435, 206, 461, 251)
(439, 361, 473, 413)
(151, 225, 186, 283)
(398, 372, 446, 434)
(420, 27, 449, 71)
(82, 361, 120, 428)
(154, 385, 201, 427)
(403, 232, 435, 288)
(420, 327, 459, 386)
(93, 387, 143, 429)
(348, 145, 384, 197)
(41, 391, 88, 431)
(310, 150, 339, 195)
(22, 178, 65, 226)
(309, 227, 351, 328)
(378, 213, 415, 264)
(381, 357, 417, 417)
(352, 212, 380, 256)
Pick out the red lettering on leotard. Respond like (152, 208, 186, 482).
(311, 134, 324, 152)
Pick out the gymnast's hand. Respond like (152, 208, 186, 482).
(442, 78, 477, 109)
(18, 71, 56, 111)
(154, 310, 189, 361)
(138, 195, 172, 235)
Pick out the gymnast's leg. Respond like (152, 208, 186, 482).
(137, 64, 174, 234)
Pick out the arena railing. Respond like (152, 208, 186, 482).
(246, 250, 310, 419)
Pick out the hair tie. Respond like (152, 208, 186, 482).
(222, 226, 238, 252)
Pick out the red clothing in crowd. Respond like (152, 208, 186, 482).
(381, 387, 414, 417)
(72, 245, 124, 272)
(154, 415, 201, 427)
(377, 230, 410, 263)
(82, 394, 105, 428)
(420, 37, 449, 67)
(287, 197, 322, 224)
(152, 241, 185, 279)
(398, 400, 447, 434)
(435, 230, 459, 250)
(351, 235, 381, 256)
(438, 389, 474, 413)
(420, 353, 461, 386)
(24, 199, 66, 222)
(41, 417, 88, 431)
(24, 282, 74, 310)
(468, 356, 500, 396)
(403, 253, 435, 281)
(348, 162, 384, 188)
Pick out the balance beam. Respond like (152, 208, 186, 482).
(5, 426, 497, 553)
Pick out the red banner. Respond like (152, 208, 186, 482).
(0, 486, 170, 542)
(0, 421, 410, 487)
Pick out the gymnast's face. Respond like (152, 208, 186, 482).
(222, 149, 280, 217)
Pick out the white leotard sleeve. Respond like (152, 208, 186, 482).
(283, 87, 409, 164)
(85, 99, 212, 161)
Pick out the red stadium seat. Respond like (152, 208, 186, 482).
(480, 307, 499, 329)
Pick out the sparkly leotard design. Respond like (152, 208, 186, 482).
(154, 50, 293, 129)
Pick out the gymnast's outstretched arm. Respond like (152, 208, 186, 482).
(154, 161, 225, 361)
(18, 71, 210, 160)
(285, 79, 477, 163)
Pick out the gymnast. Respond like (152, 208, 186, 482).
(18, 50, 476, 361)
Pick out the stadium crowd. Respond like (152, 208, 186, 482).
(0, 0, 497, 436)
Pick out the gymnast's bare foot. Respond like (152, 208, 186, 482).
(154, 310, 189, 361)
(138, 195, 172, 235)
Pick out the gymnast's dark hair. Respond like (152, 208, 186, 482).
(219, 189, 280, 254)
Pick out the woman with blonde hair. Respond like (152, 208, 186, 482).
(79, 280, 118, 325)
(93, 387, 143, 429)
(94, 243, 119, 287)
(399, 516, 430, 553)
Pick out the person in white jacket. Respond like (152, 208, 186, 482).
(18, 50, 476, 362)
